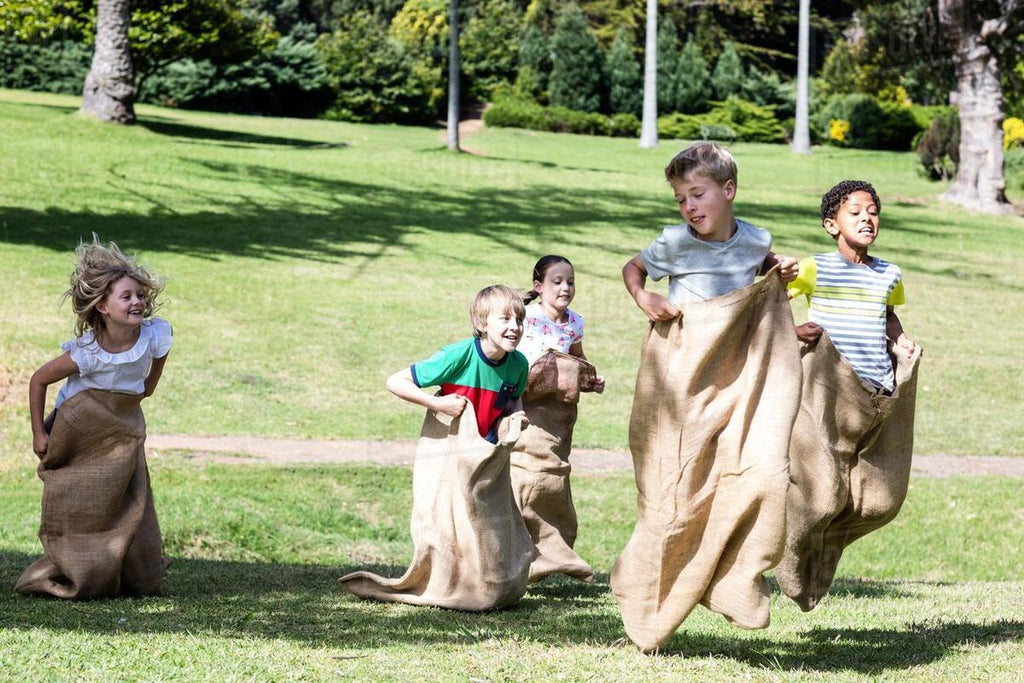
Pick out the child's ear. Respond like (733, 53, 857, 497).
(532, 281, 543, 294)
(723, 179, 736, 200)
(823, 218, 839, 237)
(95, 301, 109, 315)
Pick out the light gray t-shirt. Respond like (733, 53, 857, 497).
(641, 218, 772, 304)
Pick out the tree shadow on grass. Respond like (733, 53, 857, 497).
(139, 117, 348, 149)
(3, 548, 1020, 673)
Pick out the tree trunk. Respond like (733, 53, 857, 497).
(940, 1, 1013, 214)
(638, 0, 658, 148)
(791, 0, 811, 154)
(446, 0, 461, 152)
(81, 0, 135, 124)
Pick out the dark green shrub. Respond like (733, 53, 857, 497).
(483, 96, 547, 129)
(516, 25, 550, 101)
(656, 18, 680, 113)
(916, 110, 960, 180)
(460, 0, 523, 102)
(815, 93, 923, 150)
(0, 40, 91, 94)
(711, 42, 743, 100)
(609, 113, 640, 137)
(542, 106, 609, 135)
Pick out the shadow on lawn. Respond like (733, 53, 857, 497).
(2, 548, 1020, 675)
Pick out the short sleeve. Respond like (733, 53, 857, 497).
(787, 257, 816, 302)
(640, 226, 685, 282)
(61, 339, 96, 376)
(149, 318, 173, 358)
(572, 311, 584, 342)
(411, 344, 462, 388)
(888, 276, 906, 306)
(512, 353, 529, 398)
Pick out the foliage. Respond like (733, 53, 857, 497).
(483, 93, 613, 135)
(460, 0, 523, 102)
(656, 16, 680, 114)
(317, 11, 434, 123)
(657, 111, 703, 140)
(815, 92, 922, 150)
(915, 109, 960, 181)
(0, 0, 87, 42)
(711, 41, 744, 101)
(1003, 116, 1024, 150)
(515, 24, 550, 102)
(656, 97, 784, 143)
(817, 39, 862, 98)
(388, 0, 447, 113)
(547, 2, 604, 113)
(140, 34, 334, 118)
(608, 111, 640, 137)
(605, 26, 641, 117)
(829, 118, 851, 146)
(674, 38, 711, 114)
(0, 39, 91, 94)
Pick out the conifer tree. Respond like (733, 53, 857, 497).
(656, 17, 679, 114)
(606, 26, 641, 116)
(674, 38, 710, 114)
(548, 2, 604, 112)
(711, 41, 743, 100)
(517, 24, 549, 100)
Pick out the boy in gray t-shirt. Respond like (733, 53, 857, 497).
(623, 142, 798, 319)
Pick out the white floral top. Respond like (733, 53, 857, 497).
(518, 303, 584, 365)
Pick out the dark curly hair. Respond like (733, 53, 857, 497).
(820, 180, 881, 226)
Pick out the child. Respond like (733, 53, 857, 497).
(17, 236, 171, 599)
(339, 285, 536, 611)
(776, 180, 922, 611)
(512, 256, 603, 583)
(611, 142, 804, 652)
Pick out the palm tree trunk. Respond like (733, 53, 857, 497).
(638, 0, 658, 148)
(792, 0, 811, 154)
(446, 0, 461, 152)
(81, 0, 135, 124)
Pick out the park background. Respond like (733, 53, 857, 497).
(1, 1, 1023, 680)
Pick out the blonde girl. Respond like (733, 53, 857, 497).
(18, 236, 171, 599)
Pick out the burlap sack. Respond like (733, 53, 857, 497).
(775, 331, 921, 611)
(610, 270, 802, 652)
(16, 389, 165, 599)
(511, 350, 598, 583)
(339, 402, 535, 611)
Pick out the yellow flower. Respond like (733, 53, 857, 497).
(829, 118, 851, 144)
(1003, 117, 1024, 150)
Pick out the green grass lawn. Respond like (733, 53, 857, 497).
(0, 459, 1021, 680)
(1, 90, 1023, 680)
(1, 88, 1023, 460)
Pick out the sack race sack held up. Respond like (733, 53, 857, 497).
(610, 271, 801, 652)
(339, 402, 535, 611)
(16, 389, 165, 599)
(511, 350, 599, 583)
(775, 331, 921, 611)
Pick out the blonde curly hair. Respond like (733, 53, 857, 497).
(63, 235, 164, 337)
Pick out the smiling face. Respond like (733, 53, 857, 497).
(825, 190, 880, 259)
(670, 172, 737, 242)
(96, 275, 148, 330)
(478, 308, 523, 360)
(533, 261, 575, 319)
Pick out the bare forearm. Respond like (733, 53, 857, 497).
(622, 256, 648, 299)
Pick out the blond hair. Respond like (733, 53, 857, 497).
(470, 284, 525, 338)
(664, 141, 738, 186)
(64, 235, 164, 337)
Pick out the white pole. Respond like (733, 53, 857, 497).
(639, 0, 658, 148)
(792, 0, 811, 154)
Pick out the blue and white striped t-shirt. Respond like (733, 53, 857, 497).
(789, 252, 905, 391)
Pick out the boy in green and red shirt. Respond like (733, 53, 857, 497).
(386, 285, 529, 443)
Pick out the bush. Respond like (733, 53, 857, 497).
(916, 110, 959, 181)
(706, 96, 785, 143)
(1005, 147, 1024, 190)
(815, 93, 922, 150)
(657, 112, 703, 140)
(547, 3, 604, 113)
(609, 113, 640, 137)
(0, 40, 90, 94)
(1003, 117, 1024, 150)
(483, 96, 547, 129)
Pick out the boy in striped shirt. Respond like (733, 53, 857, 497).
(789, 180, 916, 392)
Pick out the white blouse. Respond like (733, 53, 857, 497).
(518, 303, 584, 365)
(55, 318, 173, 408)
